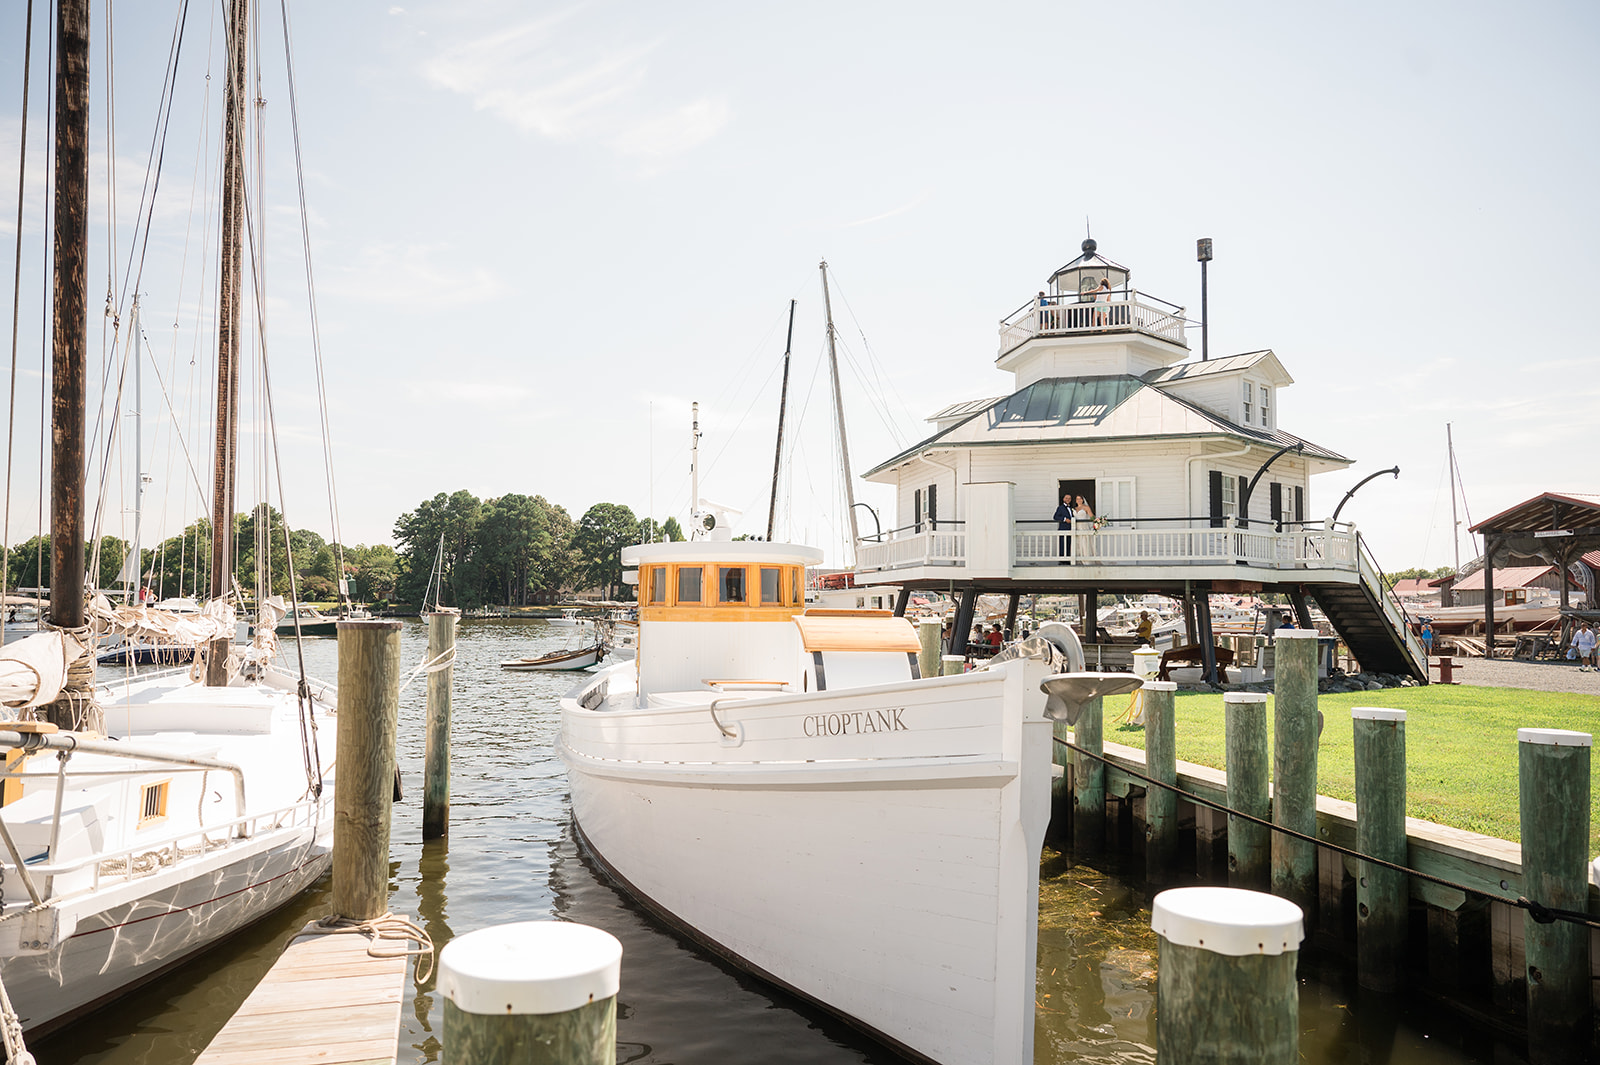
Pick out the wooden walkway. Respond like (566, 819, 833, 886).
(195, 920, 409, 1065)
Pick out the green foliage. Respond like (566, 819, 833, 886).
(1109, 684, 1600, 853)
(661, 516, 685, 542)
(573, 502, 638, 601)
(1384, 565, 1456, 587)
(344, 543, 398, 602)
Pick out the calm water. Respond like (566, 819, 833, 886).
(35, 620, 1509, 1064)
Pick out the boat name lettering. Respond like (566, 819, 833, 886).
(802, 709, 907, 737)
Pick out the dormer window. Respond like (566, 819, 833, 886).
(1260, 386, 1271, 428)
(1242, 382, 1254, 425)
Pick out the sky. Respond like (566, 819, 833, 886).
(1, 0, 1597, 573)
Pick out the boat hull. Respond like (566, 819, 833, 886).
(2, 817, 332, 1035)
(559, 659, 1051, 1065)
(502, 646, 601, 671)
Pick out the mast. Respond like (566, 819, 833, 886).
(207, 0, 248, 685)
(690, 402, 701, 527)
(819, 261, 860, 554)
(766, 300, 796, 541)
(49, 0, 90, 633)
(129, 297, 143, 602)
(1447, 423, 1460, 574)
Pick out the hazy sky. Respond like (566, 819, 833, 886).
(1, 0, 1596, 572)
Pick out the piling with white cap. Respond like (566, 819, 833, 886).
(917, 616, 943, 680)
(1142, 681, 1178, 874)
(440, 921, 622, 1065)
(941, 654, 964, 676)
(1271, 628, 1319, 918)
(1518, 727, 1592, 1063)
(1224, 692, 1269, 891)
(1151, 887, 1303, 1063)
(1352, 707, 1406, 992)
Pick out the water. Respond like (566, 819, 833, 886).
(35, 620, 1510, 1064)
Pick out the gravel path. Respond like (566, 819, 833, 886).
(1439, 656, 1600, 696)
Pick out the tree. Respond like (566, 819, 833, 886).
(661, 516, 685, 543)
(393, 490, 483, 607)
(344, 543, 399, 603)
(573, 503, 638, 600)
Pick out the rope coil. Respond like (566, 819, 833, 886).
(303, 910, 436, 984)
(1056, 736, 1600, 931)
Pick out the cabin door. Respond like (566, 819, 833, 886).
(1057, 479, 1096, 516)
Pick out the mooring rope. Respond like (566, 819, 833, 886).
(1055, 737, 1600, 930)
(304, 911, 436, 984)
(0, 965, 33, 1065)
(397, 644, 457, 698)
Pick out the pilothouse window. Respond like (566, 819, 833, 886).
(760, 567, 782, 604)
(677, 566, 703, 604)
(648, 567, 666, 604)
(719, 567, 746, 603)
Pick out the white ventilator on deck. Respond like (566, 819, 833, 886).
(1151, 886, 1304, 956)
(440, 922, 622, 1015)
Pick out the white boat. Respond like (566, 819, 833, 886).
(559, 537, 1065, 1064)
(546, 607, 587, 628)
(0, 0, 342, 1039)
(501, 642, 604, 672)
(0, 648, 336, 1034)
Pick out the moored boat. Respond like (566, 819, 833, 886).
(502, 643, 604, 672)
(559, 536, 1061, 1064)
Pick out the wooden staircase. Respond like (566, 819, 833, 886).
(1305, 538, 1427, 681)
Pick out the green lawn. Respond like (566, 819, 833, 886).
(1104, 685, 1600, 854)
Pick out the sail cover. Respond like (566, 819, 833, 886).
(0, 631, 84, 709)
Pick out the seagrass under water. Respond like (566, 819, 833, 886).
(35, 620, 1506, 1064)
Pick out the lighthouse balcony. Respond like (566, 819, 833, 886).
(855, 517, 1361, 581)
(998, 289, 1187, 358)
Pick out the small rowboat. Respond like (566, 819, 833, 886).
(501, 642, 604, 672)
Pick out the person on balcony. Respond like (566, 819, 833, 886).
(1094, 277, 1112, 326)
(1037, 290, 1055, 331)
(1054, 492, 1074, 561)
(1073, 495, 1095, 565)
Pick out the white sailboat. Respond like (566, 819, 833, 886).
(0, 0, 339, 1036)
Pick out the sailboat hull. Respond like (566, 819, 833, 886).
(4, 818, 332, 1036)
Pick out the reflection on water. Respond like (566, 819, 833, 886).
(36, 619, 1506, 1064)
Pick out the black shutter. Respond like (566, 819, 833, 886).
(1270, 483, 1283, 530)
(1294, 485, 1305, 524)
(1238, 475, 1249, 527)
(1209, 470, 1224, 528)
(927, 483, 938, 530)
(913, 489, 922, 533)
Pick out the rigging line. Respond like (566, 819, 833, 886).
(2, 0, 37, 638)
(702, 353, 785, 480)
(831, 332, 910, 448)
(114, 0, 193, 316)
(1418, 451, 1449, 569)
(821, 265, 919, 447)
(33, 7, 54, 594)
(278, 0, 344, 572)
(1452, 445, 1479, 558)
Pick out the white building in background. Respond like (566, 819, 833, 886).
(853, 238, 1424, 680)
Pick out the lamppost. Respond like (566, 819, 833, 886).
(1239, 441, 1305, 523)
(1197, 237, 1212, 362)
(851, 502, 882, 541)
(1331, 467, 1401, 524)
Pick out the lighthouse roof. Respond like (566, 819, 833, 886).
(863, 372, 1349, 479)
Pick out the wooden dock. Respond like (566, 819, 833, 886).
(195, 920, 409, 1065)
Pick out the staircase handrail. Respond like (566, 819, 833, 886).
(1355, 533, 1426, 669)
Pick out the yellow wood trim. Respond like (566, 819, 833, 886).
(793, 614, 920, 653)
(641, 605, 802, 623)
(2, 748, 23, 807)
(802, 609, 892, 618)
(139, 778, 172, 828)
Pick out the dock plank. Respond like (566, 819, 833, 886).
(195, 920, 411, 1065)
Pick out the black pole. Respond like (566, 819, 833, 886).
(1240, 441, 1304, 517)
(49, 0, 89, 632)
(766, 299, 796, 541)
(1197, 237, 1212, 362)
(953, 588, 978, 656)
(892, 587, 910, 617)
(850, 502, 881, 540)
(1331, 466, 1400, 524)
(1484, 534, 1496, 660)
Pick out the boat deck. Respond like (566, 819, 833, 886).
(193, 919, 408, 1065)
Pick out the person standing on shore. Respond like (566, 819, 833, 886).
(1420, 619, 1434, 656)
(1576, 622, 1598, 671)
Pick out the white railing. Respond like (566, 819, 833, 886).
(998, 289, 1187, 356)
(1357, 539, 1426, 667)
(855, 529, 967, 573)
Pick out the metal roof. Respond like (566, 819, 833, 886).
(1142, 350, 1282, 384)
(926, 396, 1003, 423)
(1451, 565, 1578, 592)
(1469, 492, 1600, 534)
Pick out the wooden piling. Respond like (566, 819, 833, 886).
(941, 654, 963, 676)
(1272, 629, 1319, 917)
(334, 619, 404, 922)
(1224, 691, 1270, 891)
(1143, 681, 1178, 874)
(1072, 696, 1105, 852)
(1152, 887, 1303, 1064)
(440, 921, 622, 1065)
(423, 611, 458, 841)
(1353, 707, 1407, 992)
(917, 617, 942, 680)
(1518, 727, 1592, 1063)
